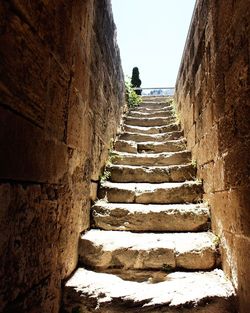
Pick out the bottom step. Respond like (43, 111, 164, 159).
(63, 268, 235, 313)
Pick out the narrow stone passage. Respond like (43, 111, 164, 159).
(63, 97, 235, 312)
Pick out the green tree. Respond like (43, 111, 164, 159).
(131, 67, 142, 95)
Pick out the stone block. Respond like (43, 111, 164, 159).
(67, 88, 92, 151)
(212, 82, 226, 123)
(224, 141, 250, 188)
(45, 57, 69, 141)
(202, 103, 214, 136)
(0, 183, 72, 311)
(225, 50, 249, 111)
(229, 188, 250, 237)
(90, 182, 98, 202)
(198, 162, 214, 194)
(207, 192, 238, 235)
(0, 5, 50, 128)
(234, 98, 250, 138)
(213, 157, 225, 192)
(202, 126, 219, 165)
(234, 236, 250, 313)
(195, 114, 203, 141)
(187, 124, 196, 149)
(0, 107, 68, 183)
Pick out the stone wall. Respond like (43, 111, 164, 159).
(175, 1, 250, 312)
(0, 0, 124, 312)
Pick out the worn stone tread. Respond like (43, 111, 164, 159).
(114, 138, 186, 154)
(137, 139, 186, 153)
(125, 116, 175, 127)
(98, 181, 202, 204)
(123, 123, 180, 134)
(112, 150, 191, 166)
(136, 103, 172, 110)
(63, 268, 235, 313)
(92, 201, 210, 231)
(108, 164, 196, 183)
(114, 140, 137, 153)
(79, 230, 217, 270)
(128, 106, 173, 114)
(118, 131, 183, 142)
(129, 110, 174, 118)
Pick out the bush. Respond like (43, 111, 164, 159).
(125, 79, 142, 108)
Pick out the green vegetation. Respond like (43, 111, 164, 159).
(125, 79, 142, 108)
(191, 159, 197, 169)
(99, 143, 121, 182)
(166, 98, 174, 106)
(131, 67, 142, 95)
(100, 169, 111, 182)
(213, 235, 221, 247)
(170, 99, 181, 125)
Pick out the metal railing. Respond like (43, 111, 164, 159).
(133, 87, 175, 96)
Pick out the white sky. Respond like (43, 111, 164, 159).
(111, 0, 196, 88)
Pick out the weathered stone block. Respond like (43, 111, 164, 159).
(187, 124, 196, 149)
(0, 107, 68, 183)
(224, 141, 250, 188)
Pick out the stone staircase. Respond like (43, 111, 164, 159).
(63, 97, 235, 313)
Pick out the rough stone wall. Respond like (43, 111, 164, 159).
(0, 1, 124, 312)
(175, 1, 250, 312)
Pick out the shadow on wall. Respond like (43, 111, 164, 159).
(0, 0, 125, 312)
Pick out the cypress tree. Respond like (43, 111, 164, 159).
(131, 67, 142, 95)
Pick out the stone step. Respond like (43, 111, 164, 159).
(92, 201, 210, 232)
(142, 95, 170, 101)
(112, 150, 191, 166)
(63, 268, 235, 313)
(137, 139, 186, 153)
(114, 138, 186, 154)
(114, 140, 137, 153)
(108, 164, 196, 183)
(130, 105, 172, 112)
(123, 123, 180, 134)
(98, 181, 202, 204)
(129, 110, 174, 118)
(125, 116, 175, 127)
(138, 102, 171, 109)
(79, 230, 217, 270)
(118, 130, 183, 142)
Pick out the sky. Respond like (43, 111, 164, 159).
(111, 0, 196, 88)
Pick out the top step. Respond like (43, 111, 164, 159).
(141, 95, 172, 102)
